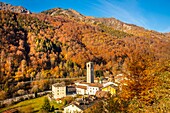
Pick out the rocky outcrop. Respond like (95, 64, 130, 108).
(42, 8, 84, 20)
(0, 2, 31, 14)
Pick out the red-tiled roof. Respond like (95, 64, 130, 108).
(76, 85, 87, 90)
(88, 83, 103, 88)
(80, 82, 90, 85)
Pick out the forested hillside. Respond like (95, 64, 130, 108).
(0, 3, 170, 112)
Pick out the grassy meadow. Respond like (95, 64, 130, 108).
(0, 96, 63, 113)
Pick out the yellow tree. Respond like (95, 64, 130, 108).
(118, 36, 169, 111)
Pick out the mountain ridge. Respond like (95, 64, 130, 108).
(1, 1, 170, 37)
(41, 8, 170, 40)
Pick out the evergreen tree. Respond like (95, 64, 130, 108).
(41, 97, 51, 112)
(51, 105, 55, 112)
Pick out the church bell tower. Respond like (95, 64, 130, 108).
(86, 62, 94, 83)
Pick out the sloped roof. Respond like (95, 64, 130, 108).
(65, 99, 98, 111)
(52, 82, 65, 87)
(76, 85, 87, 90)
(64, 103, 83, 111)
(88, 83, 103, 88)
(103, 82, 118, 87)
(102, 84, 118, 89)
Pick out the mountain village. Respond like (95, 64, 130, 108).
(50, 62, 126, 113)
(1, 62, 126, 113)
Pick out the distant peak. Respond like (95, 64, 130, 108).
(41, 7, 86, 19)
(0, 2, 31, 14)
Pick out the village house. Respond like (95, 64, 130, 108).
(86, 83, 103, 95)
(52, 82, 66, 99)
(64, 103, 83, 113)
(76, 85, 88, 95)
(64, 96, 98, 113)
(102, 84, 117, 95)
(76, 81, 103, 95)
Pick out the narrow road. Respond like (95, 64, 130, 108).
(0, 91, 51, 104)
(24, 77, 85, 84)
(0, 77, 85, 86)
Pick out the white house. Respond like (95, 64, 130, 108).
(76, 82, 103, 95)
(76, 85, 87, 95)
(87, 83, 103, 95)
(52, 82, 66, 99)
(64, 103, 83, 113)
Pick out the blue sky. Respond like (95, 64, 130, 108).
(1, 0, 170, 33)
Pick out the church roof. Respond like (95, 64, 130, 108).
(88, 83, 103, 88)
(76, 85, 87, 90)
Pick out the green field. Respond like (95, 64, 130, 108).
(0, 96, 63, 113)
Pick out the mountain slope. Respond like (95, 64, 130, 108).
(1, 9, 169, 79)
(42, 8, 169, 40)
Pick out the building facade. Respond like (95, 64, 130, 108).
(87, 83, 103, 95)
(64, 103, 83, 113)
(52, 82, 66, 99)
(102, 85, 117, 95)
(76, 85, 87, 95)
(76, 82, 103, 95)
